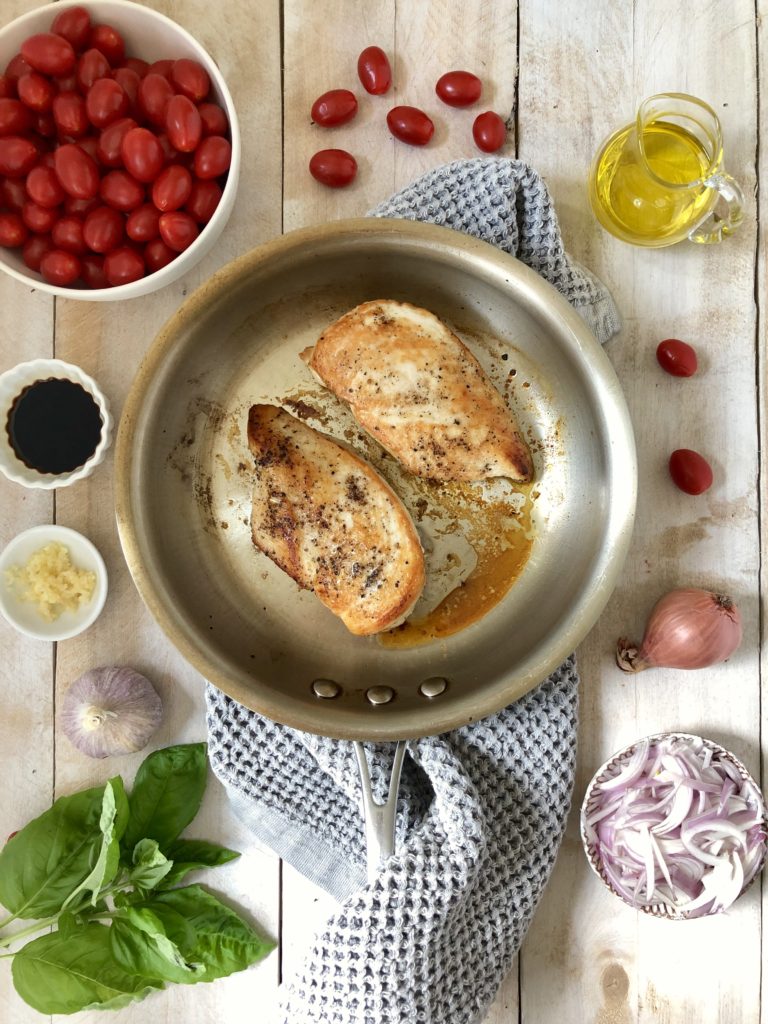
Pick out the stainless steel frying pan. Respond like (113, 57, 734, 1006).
(115, 218, 636, 873)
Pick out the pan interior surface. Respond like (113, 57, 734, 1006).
(117, 220, 635, 739)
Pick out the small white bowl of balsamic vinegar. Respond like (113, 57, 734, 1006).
(0, 359, 112, 489)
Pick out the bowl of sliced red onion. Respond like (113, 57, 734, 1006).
(581, 733, 767, 919)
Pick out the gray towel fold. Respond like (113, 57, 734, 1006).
(206, 158, 621, 1024)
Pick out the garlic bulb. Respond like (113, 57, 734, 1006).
(60, 667, 163, 758)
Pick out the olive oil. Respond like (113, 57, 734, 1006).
(589, 121, 716, 246)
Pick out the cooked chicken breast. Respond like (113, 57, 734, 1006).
(247, 404, 425, 636)
(302, 300, 533, 482)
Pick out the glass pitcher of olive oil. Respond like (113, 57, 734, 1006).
(588, 93, 744, 247)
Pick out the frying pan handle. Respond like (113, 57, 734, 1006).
(353, 740, 406, 883)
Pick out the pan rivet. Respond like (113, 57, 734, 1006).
(312, 679, 342, 699)
(366, 686, 395, 705)
(419, 677, 448, 698)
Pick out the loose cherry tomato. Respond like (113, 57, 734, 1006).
(64, 195, 99, 216)
(0, 211, 28, 247)
(32, 112, 56, 138)
(22, 232, 53, 270)
(55, 72, 78, 93)
(0, 136, 38, 177)
(5, 54, 33, 84)
(193, 135, 231, 179)
(83, 204, 123, 251)
(386, 106, 434, 146)
(77, 136, 100, 162)
(669, 448, 713, 495)
(0, 98, 31, 136)
(76, 49, 111, 93)
(17, 72, 55, 113)
(97, 116, 137, 166)
(472, 110, 506, 152)
(121, 127, 164, 182)
(158, 210, 198, 251)
(100, 169, 144, 211)
(171, 59, 210, 102)
(144, 236, 175, 272)
(198, 102, 228, 136)
(22, 200, 57, 233)
(40, 248, 80, 285)
(0, 75, 15, 99)
(52, 91, 89, 137)
(26, 164, 65, 207)
(311, 89, 358, 127)
(21, 34, 76, 77)
(88, 24, 125, 67)
(185, 179, 221, 222)
(357, 46, 391, 95)
(138, 73, 173, 128)
(152, 164, 192, 211)
(54, 142, 99, 198)
(147, 59, 174, 81)
(80, 252, 107, 287)
(52, 214, 86, 253)
(308, 148, 357, 187)
(656, 338, 698, 377)
(165, 94, 202, 152)
(113, 67, 140, 110)
(51, 7, 92, 51)
(124, 57, 149, 78)
(1, 176, 27, 210)
(86, 78, 129, 129)
(435, 70, 482, 107)
(104, 245, 144, 285)
(126, 202, 159, 242)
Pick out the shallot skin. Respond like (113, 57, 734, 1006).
(617, 587, 742, 673)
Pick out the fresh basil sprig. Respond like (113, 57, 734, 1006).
(0, 743, 274, 1015)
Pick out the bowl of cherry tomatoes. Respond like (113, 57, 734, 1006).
(0, 0, 240, 299)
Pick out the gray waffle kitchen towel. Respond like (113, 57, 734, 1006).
(206, 158, 621, 1024)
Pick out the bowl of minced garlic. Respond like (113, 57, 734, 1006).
(0, 525, 108, 640)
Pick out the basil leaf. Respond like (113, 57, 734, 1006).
(159, 839, 239, 887)
(111, 908, 205, 984)
(129, 839, 172, 891)
(123, 744, 208, 851)
(62, 779, 123, 909)
(146, 885, 275, 982)
(0, 785, 109, 919)
(11, 924, 162, 1013)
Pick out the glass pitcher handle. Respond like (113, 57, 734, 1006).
(688, 172, 745, 244)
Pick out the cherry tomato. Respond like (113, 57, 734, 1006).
(17, 72, 55, 113)
(80, 252, 107, 287)
(198, 101, 228, 136)
(113, 67, 140, 110)
(88, 24, 125, 67)
(309, 148, 357, 187)
(21, 34, 76, 77)
(158, 210, 198, 251)
(52, 214, 86, 254)
(65, 196, 99, 217)
(22, 232, 53, 270)
(138, 73, 173, 128)
(171, 59, 210, 102)
(386, 106, 434, 146)
(104, 245, 144, 285)
(147, 59, 174, 81)
(83, 204, 123, 251)
(435, 70, 482, 107)
(152, 164, 192, 211)
(656, 338, 698, 377)
(165, 94, 202, 152)
(124, 57, 149, 78)
(185, 179, 221, 223)
(22, 200, 57, 233)
(0, 136, 38, 177)
(5, 54, 33, 84)
(1, 176, 27, 210)
(0, 75, 15, 99)
(55, 72, 78, 93)
(86, 78, 129, 129)
(357, 46, 391, 95)
(472, 110, 506, 152)
(0, 211, 28, 247)
(193, 135, 231, 179)
(26, 164, 65, 207)
(0, 98, 31, 136)
(77, 136, 100, 162)
(32, 112, 56, 138)
(100, 169, 144, 211)
(126, 202, 160, 242)
(97, 116, 137, 166)
(52, 91, 89, 137)
(76, 49, 111, 93)
(311, 89, 357, 127)
(669, 449, 713, 495)
(51, 7, 92, 51)
(40, 248, 80, 285)
(54, 143, 99, 198)
(121, 127, 164, 182)
(144, 236, 175, 272)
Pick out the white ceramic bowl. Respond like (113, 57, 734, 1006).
(0, 524, 108, 640)
(0, 358, 112, 488)
(0, 0, 240, 300)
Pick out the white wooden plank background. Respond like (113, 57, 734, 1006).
(0, 1, 762, 1022)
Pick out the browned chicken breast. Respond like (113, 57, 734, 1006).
(302, 300, 533, 482)
(247, 404, 425, 636)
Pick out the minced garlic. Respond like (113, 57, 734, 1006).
(5, 542, 96, 622)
